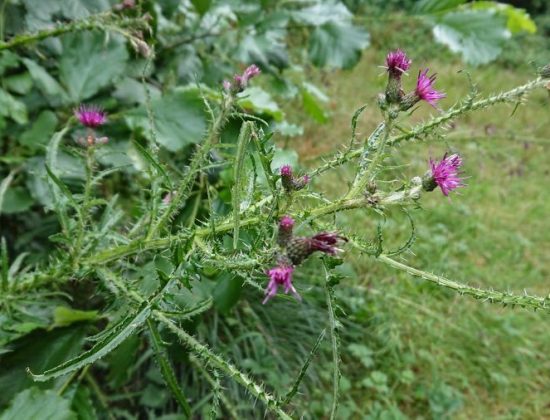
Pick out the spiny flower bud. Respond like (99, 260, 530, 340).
(287, 232, 347, 266)
(277, 215, 295, 247)
(422, 153, 464, 196)
(263, 263, 300, 304)
(385, 49, 411, 104)
(280, 165, 309, 192)
(539, 64, 550, 79)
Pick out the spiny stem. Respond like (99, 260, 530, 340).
(155, 311, 292, 420)
(377, 255, 550, 312)
(324, 264, 340, 420)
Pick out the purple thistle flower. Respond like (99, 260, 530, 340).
(74, 105, 107, 128)
(222, 80, 232, 91)
(280, 165, 309, 192)
(263, 265, 300, 304)
(280, 165, 292, 177)
(309, 232, 347, 255)
(243, 64, 261, 81)
(427, 153, 464, 196)
(415, 69, 446, 107)
(279, 215, 294, 231)
(386, 49, 411, 77)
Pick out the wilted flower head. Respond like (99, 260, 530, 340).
(287, 232, 347, 265)
(281, 165, 309, 192)
(263, 264, 300, 304)
(415, 69, 445, 107)
(423, 153, 464, 196)
(74, 105, 107, 128)
(386, 49, 411, 77)
(225, 64, 261, 92)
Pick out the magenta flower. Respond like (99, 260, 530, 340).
(222, 80, 232, 91)
(278, 215, 295, 247)
(280, 165, 292, 177)
(230, 64, 261, 91)
(74, 105, 107, 128)
(263, 265, 300, 304)
(415, 69, 445, 107)
(429, 153, 464, 196)
(386, 49, 411, 77)
(287, 232, 347, 265)
(280, 165, 309, 192)
(279, 215, 294, 231)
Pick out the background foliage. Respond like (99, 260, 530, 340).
(0, 0, 549, 418)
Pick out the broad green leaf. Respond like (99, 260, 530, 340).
(0, 187, 33, 214)
(4, 73, 33, 95)
(22, 58, 68, 105)
(52, 306, 101, 328)
(291, 2, 351, 26)
(0, 89, 27, 124)
(22, 0, 110, 31)
(212, 273, 245, 315)
(301, 82, 329, 123)
(432, 10, 509, 65)
(308, 22, 370, 69)
(113, 77, 161, 105)
(470, 2, 536, 34)
(238, 87, 284, 121)
(59, 31, 129, 102)
(190, 0, 211, 16)
(0, 326, 86, 405)
(414, 0, 466, 14)
(71, 386, 96, 420)
(0, 388, 76, 420)
(20, 110, 58, 149)
(29, 304, 152, 382)
(236, 31, 289, 70)
(0, 51, 19, 75)
(125, 88, 208, 152)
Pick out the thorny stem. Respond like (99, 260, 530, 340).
(0, 13, 149, 51)
(377, 255, 550, 312)
(324, 265, 340, 420)
(155, 311, 292, 420)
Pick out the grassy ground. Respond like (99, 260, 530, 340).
(283, 18, 550, 419)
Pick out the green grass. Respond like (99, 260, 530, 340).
(282, 19, 550, 419)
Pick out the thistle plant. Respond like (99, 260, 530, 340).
(1, 8, 550, 416)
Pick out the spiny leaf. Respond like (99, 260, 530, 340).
(132, 141, 173, 190)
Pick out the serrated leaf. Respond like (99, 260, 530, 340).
(20, 110, 58, 149)
(432, 10, 509, 65)
(29, 304, 152, 382)
(301, 82, 329, 123)
(0, 187, 33, 214)
(236, 31, 289, 70)
(291, 2, 351, 26)
(59, 31, 128, 102)
(238, 87, 284, 121)
(470, 2, 536, 34)
(0, 388, 76, 420)
(0, 89, 27, 124)
(53, 306, 101, 328)
(22, 58, 69, 104)
(308, 22, 370, 69)
(125, 88, 208, 152)
(414, 0, 466, 13)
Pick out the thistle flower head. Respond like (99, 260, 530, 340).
(74, 105, 107, 128)
(280, 165, 292, 177)
(227, 64, 261, 92)
(427, 153, 464, 196)
(386, 49, 411, 77)
(415, 69, 446, 107)
(263, 264, 300, 304)
(279, 215, 295, 231)
(309, 232, 347, 255)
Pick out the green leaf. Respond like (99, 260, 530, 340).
(0, 388, 76, 420)
(291, 2, 351, 26)
(132, 141, 173, 189)
(301, 82, 329, 123)
(432, 10, 509, 65)
(125, 88, 208, 152)
(0, 187, 33, 214)
(4, 73, 33, 95)
(414, 0, 466, 14)
(22, 0, 110, 31)
(212, 273, 244, 315)
(22, 58, 68, 104)
(190, 0, 211, 16)
(29, 304, 151, 382)
(20, 110, 58, 149)
(0, 89, 28, 124)
(308, 22, 370, 69)
(236, 31, 289, 70)
(238, 87, 284, 121)
(59, 31, 129, 102)
(71, 386, 97, 420)
(52, 306, 101, 328)
(470, 2, 536, 34)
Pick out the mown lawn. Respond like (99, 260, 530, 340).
(283, 19, 550, 418)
